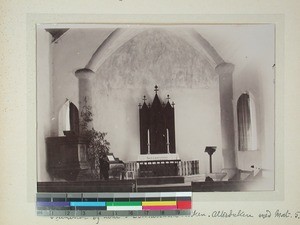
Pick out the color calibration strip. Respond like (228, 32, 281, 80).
(36, 192, 192, 217)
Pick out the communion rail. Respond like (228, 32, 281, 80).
(124, 160, 199, 178)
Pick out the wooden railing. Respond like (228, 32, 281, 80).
(178, 160, 199, 176)
(125, 161, 138, 172)
(124, 160, 199, 178)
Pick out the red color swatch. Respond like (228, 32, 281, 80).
(177, 201, 191, 209)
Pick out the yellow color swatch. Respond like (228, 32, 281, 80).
(142, 201, 177, 206)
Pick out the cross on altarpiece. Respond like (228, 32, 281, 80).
(154, 85, 159, 94)
(167, 95, 170, 101)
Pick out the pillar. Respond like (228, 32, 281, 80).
(75, 68, 95, 132)
(215, 62, 237, 179)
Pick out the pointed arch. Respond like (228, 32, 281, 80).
(58, 100, 80, 136)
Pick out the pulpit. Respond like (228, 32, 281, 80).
(46, 134, 89, 181)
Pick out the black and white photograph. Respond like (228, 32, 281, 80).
(37, 24, 275, 192)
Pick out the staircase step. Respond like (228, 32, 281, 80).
(137, 176, 184, 185)
(137, 184, 191, 192)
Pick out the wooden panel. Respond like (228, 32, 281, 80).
(46, 136, 83, 181)
(139, 91, 176, 155)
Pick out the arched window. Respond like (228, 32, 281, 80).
(237, 93, 258, 151)
(58, 100, 70, 136)
(58, 100, 79, 136)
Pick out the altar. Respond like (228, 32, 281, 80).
(137, 153, 180, 177)
(137, 86, 181, 177)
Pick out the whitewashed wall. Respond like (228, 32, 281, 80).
(231, 25, 275, 186)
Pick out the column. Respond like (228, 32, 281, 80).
(215, 62, 237, 179)
(75, 68, 96, 132)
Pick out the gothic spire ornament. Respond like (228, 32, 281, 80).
(154, 85, 159, 94)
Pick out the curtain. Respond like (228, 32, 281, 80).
(70, 102, 79, 135)
(237, 93, 252, 151)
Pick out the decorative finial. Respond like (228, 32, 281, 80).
(166, 95, 170, 101)
(143, 95, 147, 102)
(154, 85, 159, 94)
(172, 101, 175, 107)
(138, 103, 142, 109)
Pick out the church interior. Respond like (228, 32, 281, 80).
(37, 24, 275, 192)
